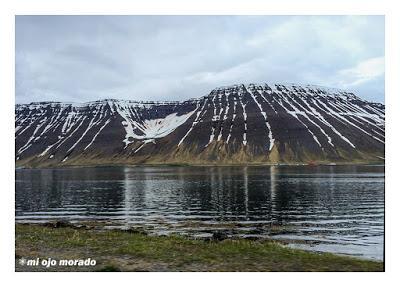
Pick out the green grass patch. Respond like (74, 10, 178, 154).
(15, 224, 383, 272)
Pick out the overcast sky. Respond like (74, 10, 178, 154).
(15, 15, 385, 104)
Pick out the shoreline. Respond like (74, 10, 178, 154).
(15, 223, 384, 272)
(15, 161, 385, 170)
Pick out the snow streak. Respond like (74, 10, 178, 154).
(15, 84, 385, 162)
(178, 99, 208, 146)
(247, 86, 275, 151)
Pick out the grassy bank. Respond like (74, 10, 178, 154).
(15, 224, 383, 272)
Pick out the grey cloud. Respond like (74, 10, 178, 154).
(16, 15, 384, 104)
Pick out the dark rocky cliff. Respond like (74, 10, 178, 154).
(15, 83, 385, 167)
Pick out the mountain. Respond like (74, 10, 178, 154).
(15, 83, 385, 167)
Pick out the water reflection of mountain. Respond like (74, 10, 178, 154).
(16, 166, 384, 224)
(15, 165, 384, 259)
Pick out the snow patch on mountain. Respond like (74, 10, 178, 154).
(119, 109, 197, 146)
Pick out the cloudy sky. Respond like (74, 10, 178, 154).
(15, 15, 385, 104)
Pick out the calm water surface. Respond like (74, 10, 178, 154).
(15, 165, 384, 260)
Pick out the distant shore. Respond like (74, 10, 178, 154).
(15, 223, 383, 272)
(15, 160, 385, 169)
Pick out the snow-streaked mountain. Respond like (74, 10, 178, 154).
(15, 83, 385, 167)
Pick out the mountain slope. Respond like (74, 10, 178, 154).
(15, 83, 385, 167)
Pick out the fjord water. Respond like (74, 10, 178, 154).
(15, 165, 384, 260)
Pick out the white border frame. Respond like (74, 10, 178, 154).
(1, 0, 399, 286)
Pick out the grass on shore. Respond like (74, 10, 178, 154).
(15, 224, 383, 272)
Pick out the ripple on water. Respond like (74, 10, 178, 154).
(15, 165, 384, 260)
